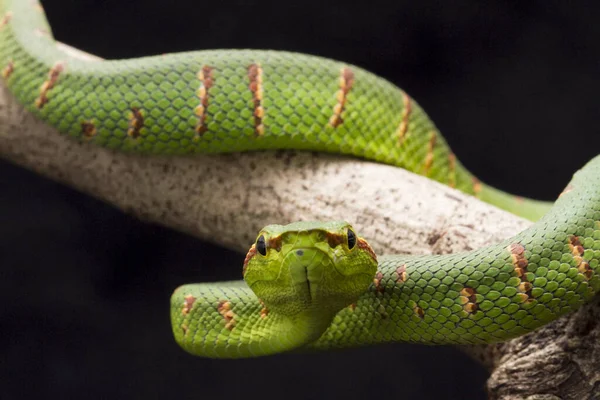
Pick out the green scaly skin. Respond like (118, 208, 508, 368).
(1, 0, 597, 358)
(0, 0, 551, 221)
(173, 161, 600, 358)
(177, 221, 378, 358)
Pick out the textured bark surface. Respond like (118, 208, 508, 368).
(0, 70, 598, 399)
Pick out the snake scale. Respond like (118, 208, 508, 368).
(1, 0, 598, 358)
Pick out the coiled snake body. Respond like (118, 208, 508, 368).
(1, 0, 598, 358)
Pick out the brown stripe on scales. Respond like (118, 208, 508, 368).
(81, 121, 97, 138)
(413, 305, 425, 319)
(182, 295, 196, 315)
(329, 67, 355, 128)
(394, 264, 408, 283)
(448, 153, 457, 188)
(35, 62, 65, 109)
(1, 59, 14, 79)
(242, 244, 257, 277)
(195, 65, 214, 136)
(248, 63, 265, 135)
(373, 272, 385, 294)
(459, 286, 479, 314)
(259, 299, 269, 319)
(395, 92, 412, 144)
(569, 235, 593, 280)
(127, 107, 144, 138)
(507, 243, 534, 302)
(357, 237, 377, 262)
(423, 131, 437, 175)
(472, 177, 482, 198)
(217, 300, 236, 330)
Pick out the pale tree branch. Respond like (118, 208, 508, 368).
(0, 46, 598, 400)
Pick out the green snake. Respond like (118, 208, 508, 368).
(1, 0, 598, 358)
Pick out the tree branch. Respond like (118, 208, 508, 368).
(0, 59, 597, 398)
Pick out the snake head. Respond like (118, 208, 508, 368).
(243, 221, 378, 318)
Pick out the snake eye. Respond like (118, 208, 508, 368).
(256, 235, 267, 256)
(347, 228, 356, 250)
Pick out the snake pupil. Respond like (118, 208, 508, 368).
(347, 229, 356, 249)
(256, 235, 267, 256)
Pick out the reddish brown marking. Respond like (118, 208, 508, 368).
(507, 243, 527, 276)
(182, 295, 196, 315)
(326, 232, 345, 248)
(329, 67, 355, 128)
(357, 237, 377, 262)
(260, 306, 269, 319)
(423, 131, 437, 175)
(396, 92, 412, 144)
(0, 12, 12, 30)
(569, 236, 593, 280)
(394, 264, 408, 283)
(127, 107, 144, 138)
(460, 287, 479, 313)
(248, 63, 265, 135)
(35, 62, 65, 109)
(349, 303, 357, 311)
(559, 184, 574, 198)
(518, 281, 532, 294)
(508, 243, 525, 255)
(569, 236, 585, 256)
(217, 300, 231, 312)
(81, 121, 97, 138)
(194, 65, 214, 136)
(217, 300, 236, 330)
(464, 303, 478, 313)
(373, 271, 384, 294)
(460, 287, 476, 299)
(579, 261, 593, 280)
(472, 177, 482, 198)
(257, 299, 269, 318)
(268, 236, 282, 252)
(507, 243, 534, 301)
(225, 321, 235, 330)
(448, 153, 456, 188)
(413, 305, 425, 319)
(181, 324, 189, 335)
(1, 60, 14, 79)
(242, 244, 257, 277)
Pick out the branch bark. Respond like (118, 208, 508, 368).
(0, 62, 598, 399)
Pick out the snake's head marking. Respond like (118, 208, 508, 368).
(243, 221, 377, 318)
(181, 295, 196, 315)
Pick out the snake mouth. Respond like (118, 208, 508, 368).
(304, 266, 312, 303)
(284, 247, 329, 303)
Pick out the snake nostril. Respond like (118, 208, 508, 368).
(296, 250, 304, 256)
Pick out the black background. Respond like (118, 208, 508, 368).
(2, 1, 600, 399)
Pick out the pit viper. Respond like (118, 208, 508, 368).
(1, 0, 598, 358)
